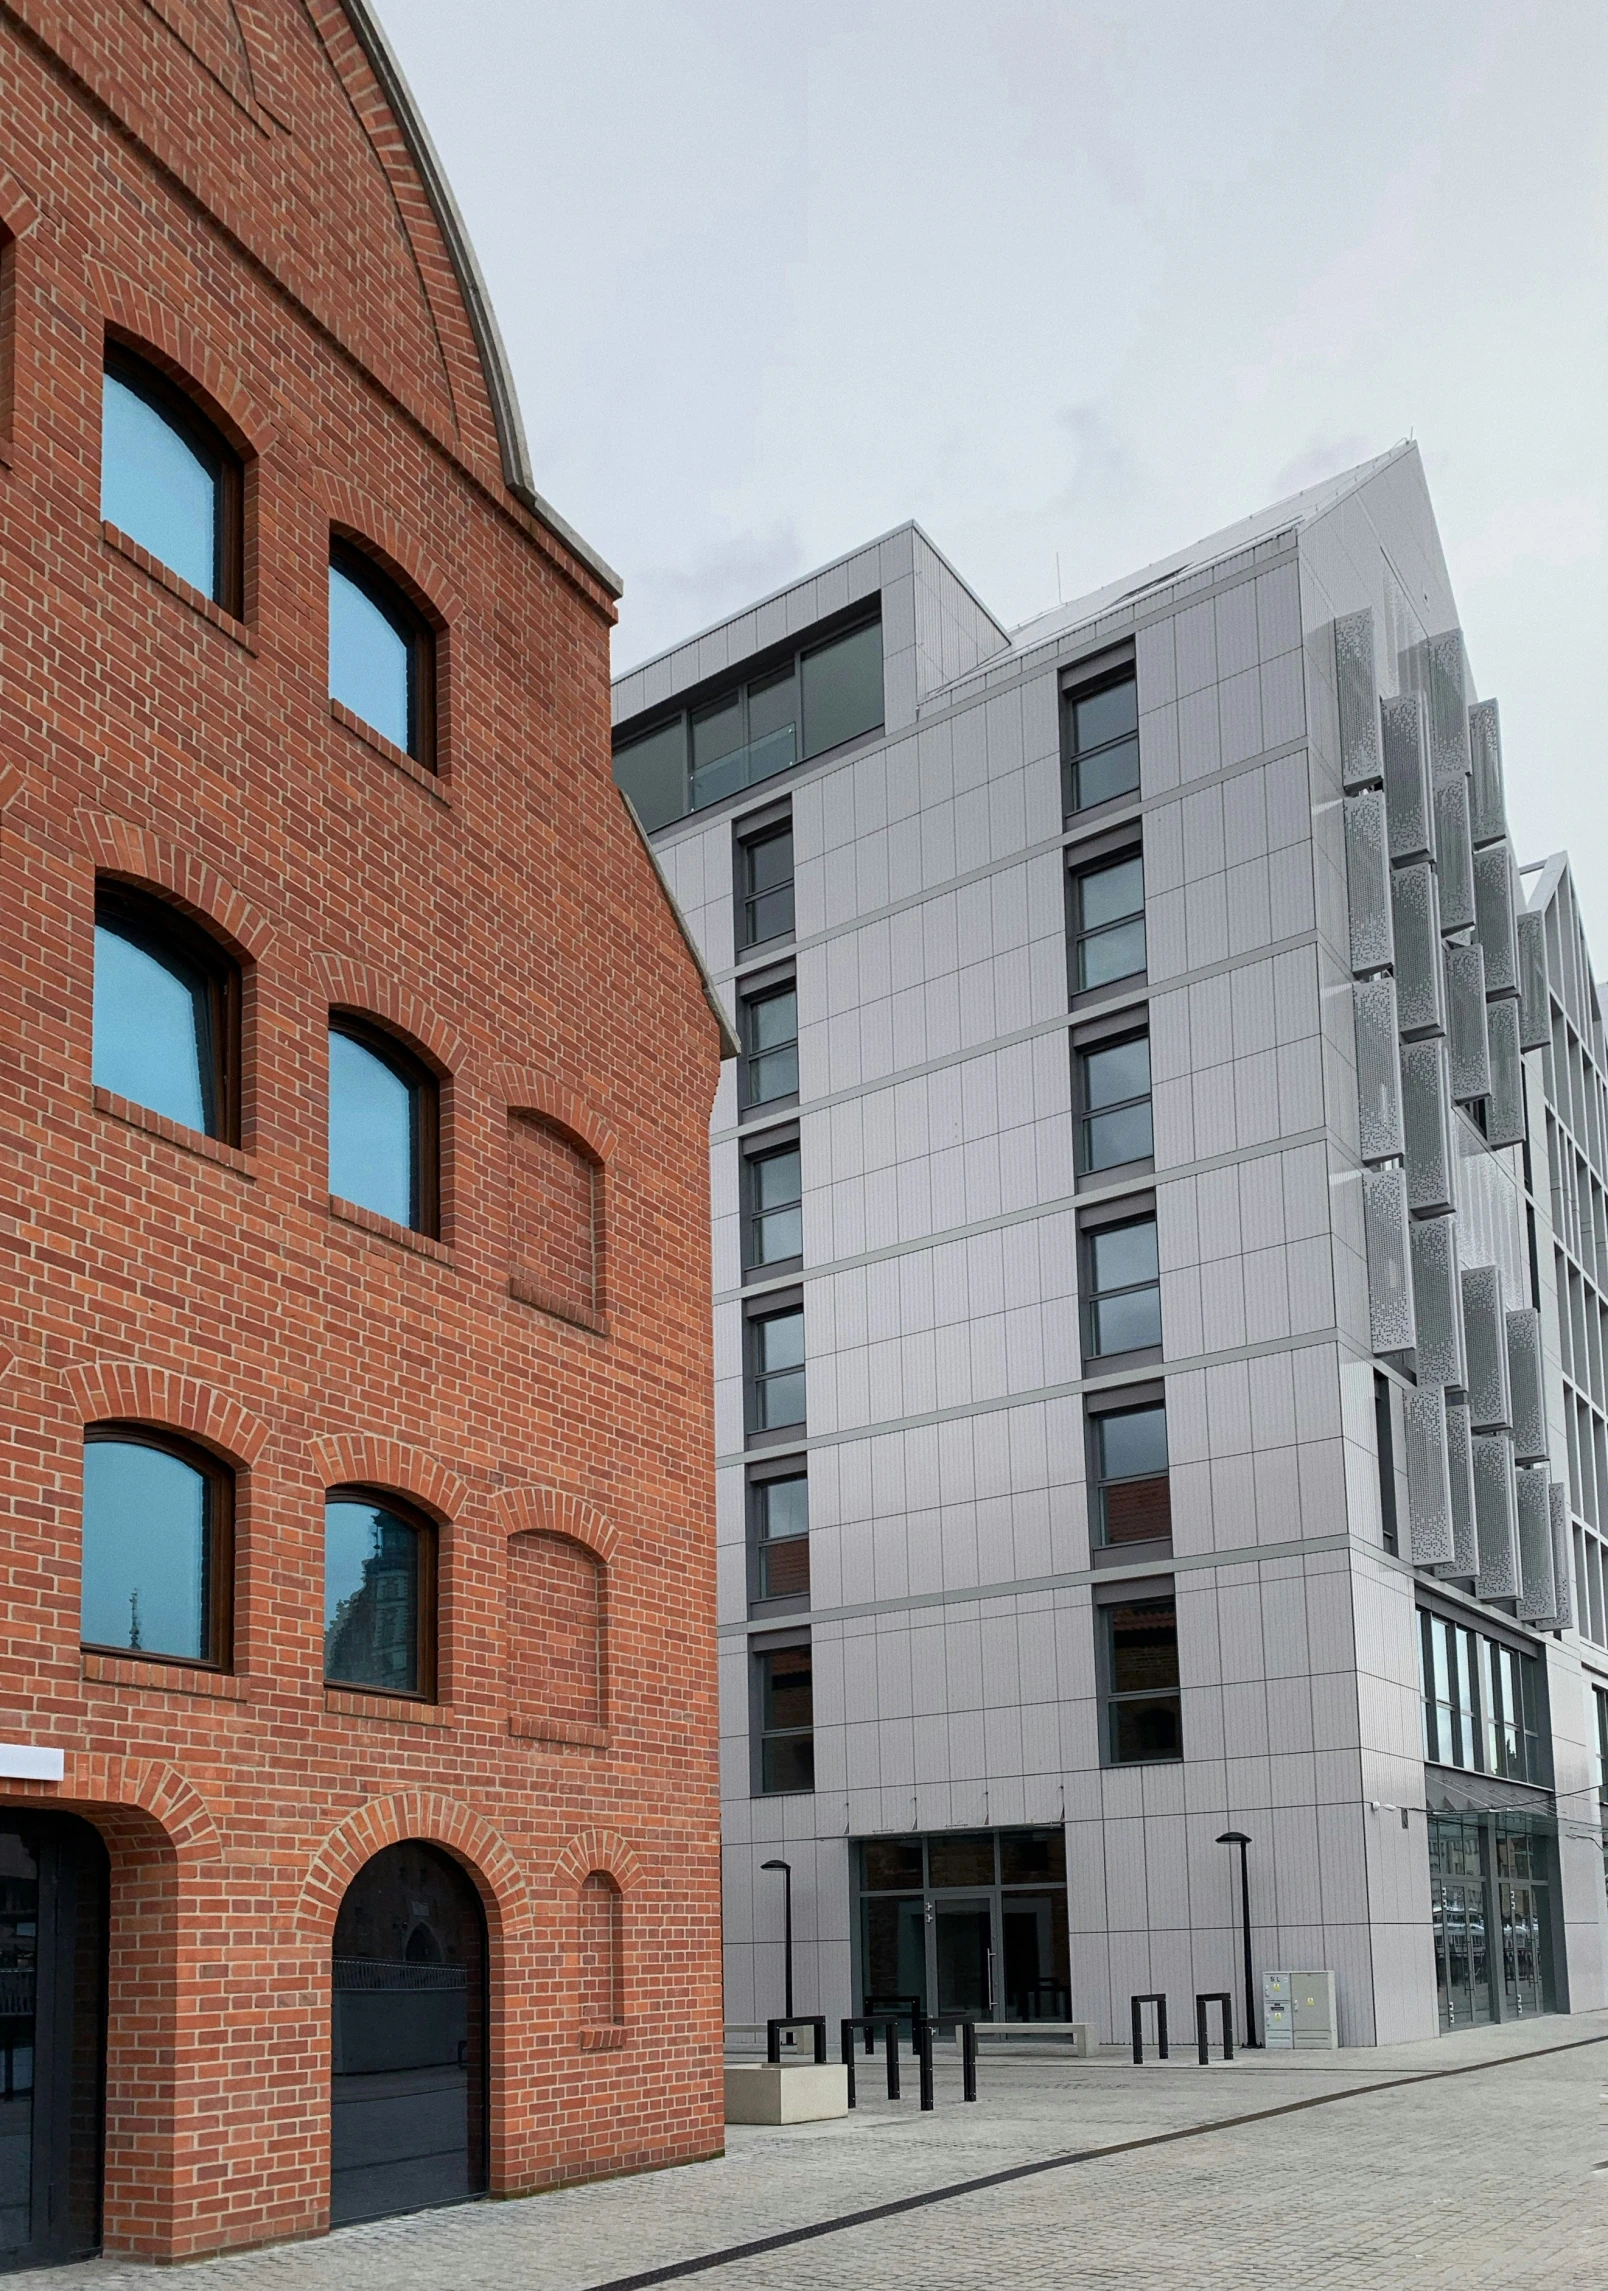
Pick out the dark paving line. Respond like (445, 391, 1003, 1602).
(582, 2030, 1608, 2291)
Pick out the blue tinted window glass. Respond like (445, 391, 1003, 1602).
(329, 1030, 415, 1227)
(81, 1439, 209, 1661)
(325, 1498, 421, 1693)
(329, 561, 412, 753)
(102, 367, 218, 599)
(94, 919, 211, 1133)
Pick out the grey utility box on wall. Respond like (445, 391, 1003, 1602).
(1262, 1970, 1338, 2050)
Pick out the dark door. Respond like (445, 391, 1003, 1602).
(0, 1816, 107, 2273)
(933, 1901, 992, 2017)
(331, 1841, 487, 2228)
(1000, 1895, 1071, 2022)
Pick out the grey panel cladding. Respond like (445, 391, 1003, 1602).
(1444, 944, 1491, 1102)
(1549, 1482, 1574, 1630)
(1485, 999, 1526, 1147)
(1411, 1212, 1466, 1389)
(1473, 843, 1519, 998)
(1516, 911, 1551, 1051)
(1461, 1266, 1512, 1431)
(1472, 1430, 1520, 1600)
(1381, 694, 1434, 862)
(1401, 1039, 1456, 1213)
(1506, 1308, 1547, 1464)
(1468, 699, 1506, 846)
(1354, 980, 1405, 1161)
(1362, 1168, 1415, 1351)
(1392, 863, 1446, 1036)
(1515, 1469, 1556, 1623)
(1438, 1402, 1479, 1576)
(1335, 611, 1382, 791)
(1434, 777, 1477, 933)
(1427, 629, 1472, 782)
(1344, 792, 1394, 973)
(1404, 1387, 1455, 1565)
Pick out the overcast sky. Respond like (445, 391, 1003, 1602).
(377, 1, 1607, 943)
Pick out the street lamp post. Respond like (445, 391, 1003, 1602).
(760, 1858, 794, 2021)
(1216, 1830, 1258, 2047)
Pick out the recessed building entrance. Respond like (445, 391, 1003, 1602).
(330, 1841, 487, 2228)
(856, 1830, 1070, 2023)
(0, 1815, 107, 2272)
(1428, 1812, 1555, 2032)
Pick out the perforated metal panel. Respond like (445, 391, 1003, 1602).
(1515, 1468, 1556, 1621)
(1473, 843, 1519, 999)
(1404, 1387, 1455, 1565)
(1437, 1403, 1479, 1577)
(1391, 862, 1446, 1037)
(1363, 1168, 1415, 1352)
(1443, 944, 1490, 1103)
(1549, 1482, 1574, 1631)
(1381, 693, 1433, 862)
(1411, 1212, 1466, 1390)
(1468, 699, 1506, 847)
(1427, 629, 1472, 782)
(1461, 1265, 1512, 1431)
(1471, 1430, 1519, 1600)
(1344, 791, 1394, 974)
(1485, 998, 1526, 1147)
(1516, 910, 1550, 1051)
(1335, 611, 1381, 792)
(1354, 979, 1405, 1162)
(1401, 1039, 1455, 1214)
(1506, 1308, 1546, 1464)
(1434, 777, 1476, 933)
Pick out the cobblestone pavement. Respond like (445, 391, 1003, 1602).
(37, 2014, 1608, 2291)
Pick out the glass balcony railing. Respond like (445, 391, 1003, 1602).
(690, 724, 797, 812)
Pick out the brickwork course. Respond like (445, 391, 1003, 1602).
(0, 0, 726, 2263)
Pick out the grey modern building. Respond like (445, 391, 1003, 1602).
(613, 444, 1608, 2047)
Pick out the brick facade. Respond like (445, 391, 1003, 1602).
(0, 0, 724, 2260)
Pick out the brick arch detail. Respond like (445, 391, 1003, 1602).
(294, 1794, 533, 1941)
(0, 762, 24, 814)
(64, 1361, 270, 1466)
(75, 810, 275, 962)
(313, 953, 466, 1076)
(87, 265, 278, 456)
(58, 1756, 225, 1863)
(494, 1484, 619, 1567)
(554, 1828, 643, 1894)
(313, 474, 464, 629)
(309, 1435, 468, 1523)
(0, 162, 40, 238)
(493, 1068, 616, 1165)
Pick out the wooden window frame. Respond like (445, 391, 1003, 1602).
(81, 1423, 235, 1671)
(329, 538, 437, 770)
(103, 343, 243, 616)
(328, 1012, 441, 1239)
(95, 878, 242, 1146)
(323, 1483, 438, 1703)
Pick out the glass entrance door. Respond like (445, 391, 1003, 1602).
(856, 1830, 1070, 2026)
(1431, 1881, 1490, 2030)
(933, 1901, 992, 2017)
(1499, 1884, 1544, 2017)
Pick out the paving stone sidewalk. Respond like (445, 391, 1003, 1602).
(35, 2013, 1608, 2291)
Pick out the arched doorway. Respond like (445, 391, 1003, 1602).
(330, 1840, 487, 2227)
(0, 1813, 108, 2268)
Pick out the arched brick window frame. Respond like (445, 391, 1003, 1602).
(312, 955, 465, 1247)
(294, 1794, 532, 1948)
(312, 476, 461, 783)
(496, 1486, 616, 1749)
(310, 1436, 467, 1705)
(553, 1830, 643, 2049)
(494, 1069, 616, 1336)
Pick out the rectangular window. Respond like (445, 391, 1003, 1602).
(1091, 1402, 1171, 1546)
(1064, 669, 1139, 816)
(740, 975, 798, 1110)
(1085, 1214, 1161, 1359)
(1071, 852, 1146, 993)
(744, 1136, 802, 1271)
(749, 1303, 806, 1432)
(1418, 1607, 1541, 1779)
(613, 717, 687, 834)
(758, 1642, 814, 1793)
(752, 1469, 810, 1605)
(1103, 1596, 1182, 1764)
(737, 813, 795, 949)
(800, 619, 883, 758)
(1076, 1030, 1152, 1172)
(1375, 1373, 1399, 1557)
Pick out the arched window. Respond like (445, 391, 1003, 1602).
(101, 347, 240, 610)
(328, 1017, 439, 1235)
(329, 543, 435, 765)
(81, 1427, 233, 1668)
(578, 1873, 623, 2027)
(323, 1488, 436, 1699)
(93, 883, 240, 1142)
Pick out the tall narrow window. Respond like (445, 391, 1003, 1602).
(1090, 1402, 1171, 1545)
(328, 1019, 439, 1236)
(739, 975, 798, 1110)
(1103, 1596, 1182, 1764)
(329, 544, 434, 765)
(744, 1136, 803, 1271)
(93, 883, 239, 1141)
(1076, 1030, 1152, 1172)
(102, 348, 239, 609)
(324, 1489, 434, 1699)
(736, 814, 795, 949)
(1084, 1214, 1161, 1359)
(749, 1302, 806, 1433)
(1064, 669, 1139, 815)
(81, 1429, 232, 1668)
(1375, 1373, 1400, 1556)
(751, 1469, 810, 1606)
(1071, 852, 1146, 993)
(757, 1642, 814, 1793)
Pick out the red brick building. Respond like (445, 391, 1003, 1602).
(0, 0, 727, 2265)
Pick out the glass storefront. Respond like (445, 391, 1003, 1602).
(856, 1830, 1070, 2023)
(1428, 1811, 1555, 2032)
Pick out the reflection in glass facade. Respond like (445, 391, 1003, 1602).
(329, 559, 412, 753)
(857, 1830, 1070, 2023)
(81, 1438, 211, 1662)
(324, 1498, 422, 1695)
